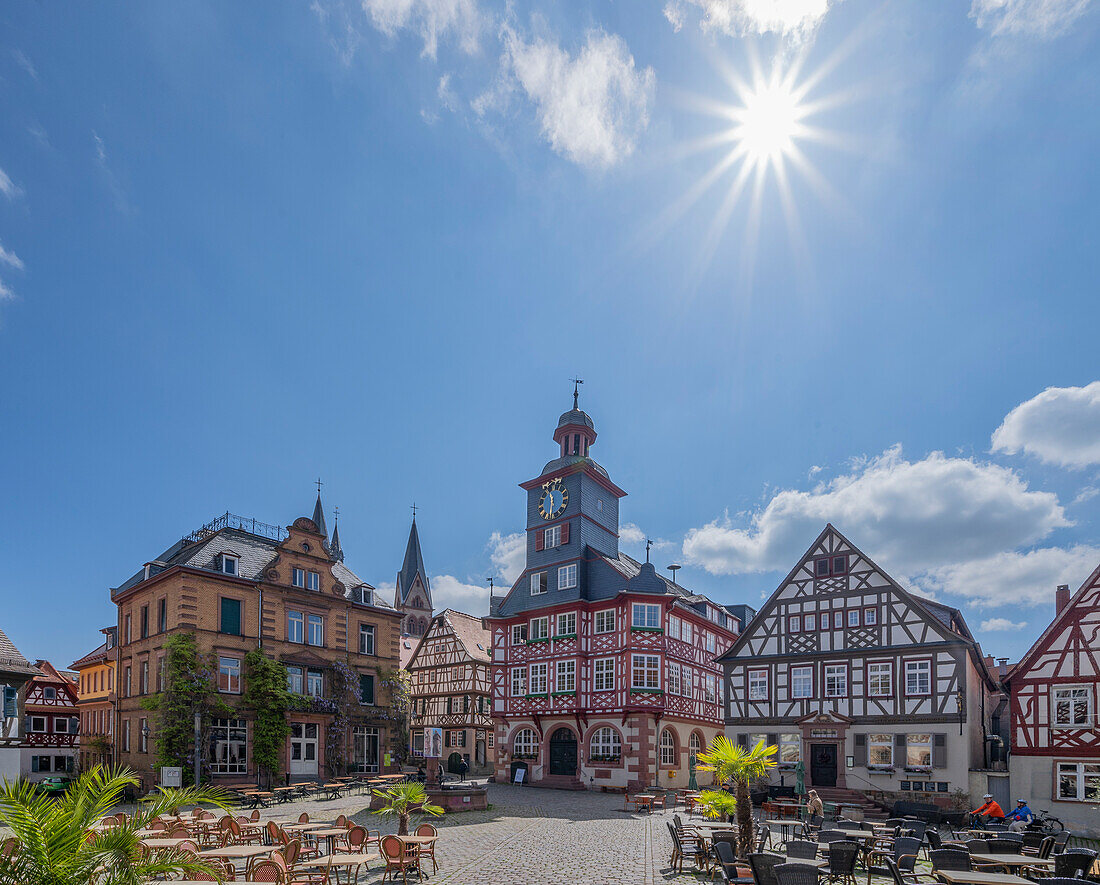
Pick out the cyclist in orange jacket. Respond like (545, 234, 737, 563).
(972, 794, 1005, 825)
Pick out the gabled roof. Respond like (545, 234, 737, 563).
(1008, 559, 1100, 682)
(0, 628, 39, 677)
(71, 642, 109, 670)
(407, 609, 491, 669)
(396, 520, 431, 606)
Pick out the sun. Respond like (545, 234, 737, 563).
(735, 77, 804, 168)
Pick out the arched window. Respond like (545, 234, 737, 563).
(659, 729, 677, 766)
(590, 727, 621, 760)
(690, 732, 703, 758)
(513, 728, 538, 759)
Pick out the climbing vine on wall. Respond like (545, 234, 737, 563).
(378, 667, 411, 765)
(242, 648, 291, 788)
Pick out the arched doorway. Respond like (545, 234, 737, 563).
(548, 727, 577, 776)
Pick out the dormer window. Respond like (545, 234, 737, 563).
(221, 554, 239, 576)
(362, 589, 373, 606)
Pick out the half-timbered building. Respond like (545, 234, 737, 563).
(0, 628, 41, 783)
(408, 609, 494, 773)
(21, 660, 80, 781)
(1005, 567, 1100, 835)
(488, 393, 739, 791)
(718, 525, 999, 805)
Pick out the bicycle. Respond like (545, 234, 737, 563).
(1026, 809, 1065, 833)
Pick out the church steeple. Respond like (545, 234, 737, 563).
(312, 488, 328, 539)
(330, 509, 343, 562)
(395, 516, 433, 636)
(553, 382, 597, 458)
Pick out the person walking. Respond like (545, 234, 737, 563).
(458, 756, 469, 782)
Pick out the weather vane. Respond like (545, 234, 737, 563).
(570, 377, 584, 409)
(315, 477, 323, 495)
(646, 539, 653, 563)
(410, 502, 418, 520)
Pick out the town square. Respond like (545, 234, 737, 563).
(2, 1, 1100, 883)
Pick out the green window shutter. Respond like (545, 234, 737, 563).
(360, 674, 375, 706)
(220, 598, 241, 636)
(853, 734, 867, 766)
(933, 734, 946, 768)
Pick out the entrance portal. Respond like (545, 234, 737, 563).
(810, 743, 837, 787)
(548, 727, 577, 777)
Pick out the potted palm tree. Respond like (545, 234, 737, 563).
(0, 764, 229, 885)
(372, 782, 444, 836)
(698, 736, 778, 860)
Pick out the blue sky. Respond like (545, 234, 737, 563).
(2, 0, 1099, 668)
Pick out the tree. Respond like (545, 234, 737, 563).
(0, 764, 228, 885)
(242, 648, 291, 789)
(371, 782, 443, 836)
(697, 736, 777, 859)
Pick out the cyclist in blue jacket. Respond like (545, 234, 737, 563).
(1005, 798, 1034, 832)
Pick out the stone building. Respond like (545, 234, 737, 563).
(110, 496, 403, 790)
(394, 519, 433, 638)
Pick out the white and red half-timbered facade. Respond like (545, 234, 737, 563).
(718, 525, 1000, 806)
(488, 393, 740, 791)
(1006, 566, 1100, 835)
(408, 609, 494, 773)
(21, 660, 80, 780)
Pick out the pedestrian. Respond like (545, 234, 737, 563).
(458, 756, 469, 782)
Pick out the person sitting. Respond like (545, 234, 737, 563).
(806, 790, 823, 819)
(1004, 799, 1034, 832)
(971, 794, 1005, 825)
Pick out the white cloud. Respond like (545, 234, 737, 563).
(682, 444, 1069, 579)
(311, 0, 363, 67)
(619, 522, 646, 545)
(0, 242, 23, 271)
(361, 0, 483, 59)
(992, 382, 1100, 469)
(921, 545, 1100, 607)
(980, 617, 1028, 631)
(488, 530, 525, 585)
(970, 0, 1093, 38)
(12, 50, 37, 81)
(667, 0, 839, 41)
(0, 279, 14, 303)
(429, 574, 491, 615)
(0, 167, 20, 200)
(500, 26, 655, 170)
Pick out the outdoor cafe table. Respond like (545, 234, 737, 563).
(980, 855, 1053, 873)
(282, 821, 326, 833)
(634, 794, 655, 813)
(273, 786, 296, 803)
(139, 838, 192, 849)
(200, 844, 275, 862)
(305, 851, 381, 883)
(310, 826, 352, 853)
(767, 819, 802, 844)
(322, 782, 347, 800)
(772, 803, 803, 820)
(934, 871, 1036, 885)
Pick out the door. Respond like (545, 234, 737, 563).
(354, 726, 380, 774)
(810, 743, 837, 787)
(548, 727, 577, 776)
(476, 739, 486, 766)
(289, 722, 319, 778)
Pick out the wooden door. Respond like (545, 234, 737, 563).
(548, 728, 577, 776)
(810, 743, 837, 787)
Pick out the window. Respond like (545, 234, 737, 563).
(791, 666, 813, 699)
(631, 654, 661, 690)
(511, 624, 528, 644)
(218, 554, 237, 576)
(816, 558, 830, 577)
(1054, 686, 1092, 727)
(140, 660, 149, 694)
(659, 729, 677, 766)
(123, 666, 131, 698)
(705, 674, 716, 704)
(358, 624, 376, 655)
(218, 657, 241, 693)
(220, 597, 242, 636)
(833, 611, 843, 629)
(209, 718, 247, 774)
(556, 612, 576, 637)
(748, 669, 769, 700)
(594, 610, 615, 634)
(847, 609, 860, 628)
(667, 662, 681, 695)
(681, 620, 693, 644)
(158, 598, 167, 633)
(44, 686, 57, 701)
(529, 663, 548, 695)
(833, 555, 847, 574)
(513, 728, 538, 758)
(140, 605, 149, 639)
(869, 734, 893, 767)
(1058, 762, 1100, 802)
(816, 556, 847, 576)
(590, 726, 621, 760)
(779, 733, 801, 765)
(360, 674, 375, 705)
(669, 615, 681, 639)
(906, 734, 932, 768)
(121, 720, 130, 752)
(138, 717, 148, 753)
(511, 667, 527, 697)
(287, 666, 303, 694)
(557, 563, 578, 590)
(287, 610, 304, 643)
(530, 572, 547, 595)
(307, 571, 320, 592)
(867, 662, 893, 697)
(690, 732, 703, 758)
(594, 658, 615, 692)
(706, 632, 717, 653)
(29, 716, 46, 733)
(556, 660, 576, 692)
(307, 613, 324, 647)
(788, 615, 801, 633)
(803, 613, 816, 631)
(306, 669, 323, 698)
(824, 664, 847, 697)
(446, 730, 467, 748)
(864, 607, 878, 626)
(529, 617, 549, 641)
(905, 660, 931, 696)
(544, 525, 561, 548)
(124, 613, 132, 644)
(632, 604, 661, 630)
(292, 568, 305, 588)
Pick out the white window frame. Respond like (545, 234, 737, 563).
(221, 554, 239, 576)
(529, 616, 549, 641)
(530, 572, 547, 595)
(868, 733, 893, 767)
(867, 662, 893, 697)
(511, 667, 527, 697)
(803, 613, 816, 631)
(307, 613, 324, 647)
(544, 525, 561, 549)
(594, 610, 615, 634)
(528, 663, 548, 695)
(659, 729, 676, 766)
(1054, 686, 1093, 727)
(557, 563, 578, 590)
(287, 665, 303, 694)
(824, 663, 848, 697)
(218, 656, 241, 694)
(513, 728, 538, 758)
(307, 570, 320, 592)
(556, 660, 576, 693)
(667, 662, 681, 695)
(590, 726, 621, 760)
(287, 610, 304, 643)
(632, 603, 661, 629)
(359, 624, 376, 655)
(833, 611, 843, 629)
(791, 666, 813, 699)
(705, 674, 716, 704)
(556, 612, 576, 637)
(847, 609, 860, 627)
(292, 567, 305, 588)
(631, 654, 661, 690)
(1057, 761, 1100, 802)
(594, 658, 615, 692)
(748, 668, 769, 701)
(306, 668, 323, 698)
(905, 733, 932, 769)
(904, 660, 931, 696)
(511, 624, 528, 644)
(779, 733, 801, 766)
(864, 607, 878, 626)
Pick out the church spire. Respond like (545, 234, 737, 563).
(312, 480, 328, 538)
(395, 516, 431, 606)
(330, 507, 343, 562)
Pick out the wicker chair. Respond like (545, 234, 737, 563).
(1054, 849, 1097, 879)
(250, 859, 286, 883)
(380, 833, 420, 885)
(818, 830, 847, 846)
(966, 839, 992, 854)
(749, 852, 784, 885)
(866, 836, 921, 885)
(788, 841, 819, 860)
(884, 856, 938, 885)
(930, 849, 972, 872)
(193, 857, 236, 881)
(987, 837, 1023, 853)
(715, 840, 753, 884)
(825, 840, 859, 885)
(0, 837, 18, 858)
(775, 861, 825, 885)
(415, 823, 439, 874)
(281, 840, 328, 885)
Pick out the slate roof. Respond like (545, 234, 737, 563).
(557, 408, 594, 430)
(396, 520, 431, 606)
(0, 627, 39, 677)
(440, 610, 491, 664)
(111, 521, 393, 611)
(538, 453, 611, 479)
(71, 642, 109, 670)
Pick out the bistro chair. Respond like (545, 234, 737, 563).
(1055, 849, 1098, 879)
(966, 839, 992, 854)
(1052, 832, 1071, 853)
(787, 841, 819, 860)
(825, 840, 859, 885)
(818, 830, 847, 845)
(987, 836, 1023, 851)
(1022, 832, 1047, 854)
(0, 837, 19, 858)
(281, 840, 328, 885)
(249, 859, 286, 883)
(715, 840, 754, 885)
(415, 824, 439, 873)
(757, 826, 773, 852)
(866, 836, 921, 885)
(380, 833, 420, 885)
(192, 857, 235, 881)
(884, 856, 937, 885)
(749, 852, 785, 885)
(1037, 836, 1058, 859)
(775, 862, 825, 885)
(930, 849, 971, 872)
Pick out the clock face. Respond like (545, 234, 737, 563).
(538, 478, 569, 520)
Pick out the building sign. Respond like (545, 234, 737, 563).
(160, 767, 182, 788)
(810, 729, 838, 738)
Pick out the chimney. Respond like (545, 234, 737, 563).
(1056, 584, 1071, 613)
(997, 657, 1009, 677)
(984, 655, 995, 671)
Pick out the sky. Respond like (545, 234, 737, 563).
(1, 0, 1099, 668)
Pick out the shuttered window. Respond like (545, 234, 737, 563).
(220, 598, 242, 636)
(360, 674, 375, 705)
